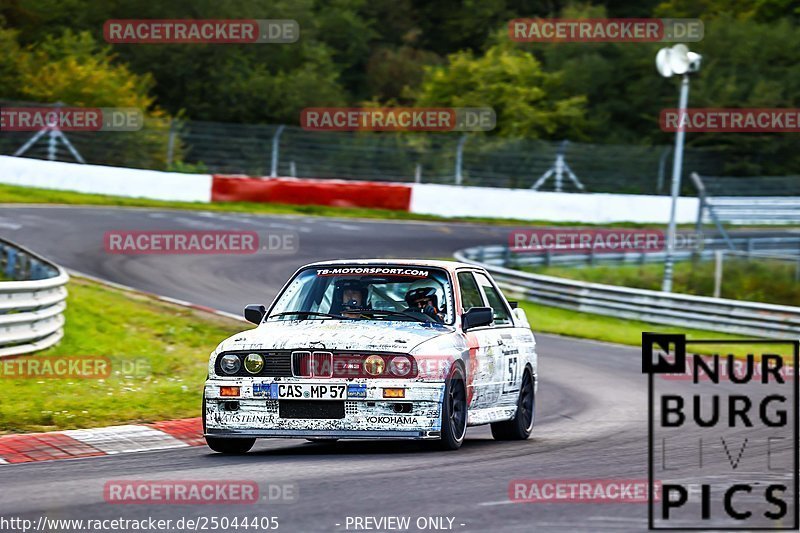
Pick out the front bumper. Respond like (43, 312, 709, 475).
(204, 378, 444, 439)
(205, 428, 441, 440)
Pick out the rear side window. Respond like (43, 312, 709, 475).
(474, 273, 511, 326)
(457, 272, 484, 312)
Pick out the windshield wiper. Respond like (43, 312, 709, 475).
(268, 311, 350, 320)
(354, 309, 432, 323)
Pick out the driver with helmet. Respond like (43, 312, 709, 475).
(404, 279, 445, 323)
(331, 279, 371, 318)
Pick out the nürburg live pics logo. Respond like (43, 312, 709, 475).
(643, 333, 798, 530)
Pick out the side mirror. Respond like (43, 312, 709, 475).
(508, 301, 518, 309)
(244, 304, 266, 325)
(462, 307, 493, 331)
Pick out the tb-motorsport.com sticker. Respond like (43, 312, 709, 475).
(643, 333, 798, 530)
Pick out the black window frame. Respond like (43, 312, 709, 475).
(471, 271, 514, 328)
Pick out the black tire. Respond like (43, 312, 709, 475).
(491, 369, 535, 441)
(436, 364, 468, 450)
(203, 392, 256, 454)
(205, 436, 256, 454)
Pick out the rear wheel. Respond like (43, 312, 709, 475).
(491, 369, 535, 441)
(206, 436, 256, 454)
(436, 365, 468, 450)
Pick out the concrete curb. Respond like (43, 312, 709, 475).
(0, 417, 204, 464)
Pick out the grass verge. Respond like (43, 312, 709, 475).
(520, 300, 745, 346)
(519, 301, 790, 361)
(0, 277, 243, 434)
(525, 258, 800, 306)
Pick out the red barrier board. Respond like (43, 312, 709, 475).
(212, 176, 412, 211)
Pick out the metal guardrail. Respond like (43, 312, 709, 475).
(455, 246, 800, 339)
(473, 235, 800, 269)
(0, 238, 68, 357)
(692, 172, 800, 232)
(703, 197, 800, 225)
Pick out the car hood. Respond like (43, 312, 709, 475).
(218, 319, 454, 353)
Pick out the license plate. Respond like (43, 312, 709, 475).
(276, 383, 347, 400)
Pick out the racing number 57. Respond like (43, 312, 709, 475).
(506, 355, 518, 388)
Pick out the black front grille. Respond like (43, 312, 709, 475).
(262, 354, 292, 376)
(215, 351, 292, 377)
(279, 400, 345, 419)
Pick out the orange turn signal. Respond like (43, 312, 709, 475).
(383, 388, 405, 398)
(219, 386, 240, 397)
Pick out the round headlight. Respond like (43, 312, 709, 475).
(389, 356, 412, 377)
(220, 354, 241, 375)
(244, 353, 264, 374)
(363, 355, 385, 376)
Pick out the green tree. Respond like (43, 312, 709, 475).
(1, 0, 350, 123)
(653, 0, 800, 21)
(16, 30, 156, 108)
(9, 29, 178, 169)
(366, 45, 442, 103)
(0, 24, 22, 99)
(414, 42, 587, 138)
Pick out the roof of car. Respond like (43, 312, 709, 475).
(304, 258, 480, 272)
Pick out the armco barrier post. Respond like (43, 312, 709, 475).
(713, 250, 723, 298)
(6, 247, 17, 279)
(166, 118, 176, 168)
(455, 134, 467, 185)
(502, 247, 511, 267)
(270, 125, 286, 178)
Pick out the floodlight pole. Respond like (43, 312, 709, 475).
(661, 74, 690, 293)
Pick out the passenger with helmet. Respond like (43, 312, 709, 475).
(330, 279, 371, 318)
(404, 279, 445, 323)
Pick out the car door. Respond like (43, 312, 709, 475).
(457, 270, 502, 410)
(472, 272, 521, 408)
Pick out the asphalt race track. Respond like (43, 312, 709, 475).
(0, 206, 795, 532)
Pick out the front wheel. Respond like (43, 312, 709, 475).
(491, 369, 535, 441)
(206, 436, 256, 454)
(436, 365, 468, 450)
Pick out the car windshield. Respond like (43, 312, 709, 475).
(268, 265, 454, 324)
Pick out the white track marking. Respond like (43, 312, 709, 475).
(63, 425, 189, 454)
(0, 218, 22, 229)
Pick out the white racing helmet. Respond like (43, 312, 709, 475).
(404, 278, 444, 309)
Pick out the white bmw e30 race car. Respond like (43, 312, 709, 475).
(203, 259, 538, 452)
